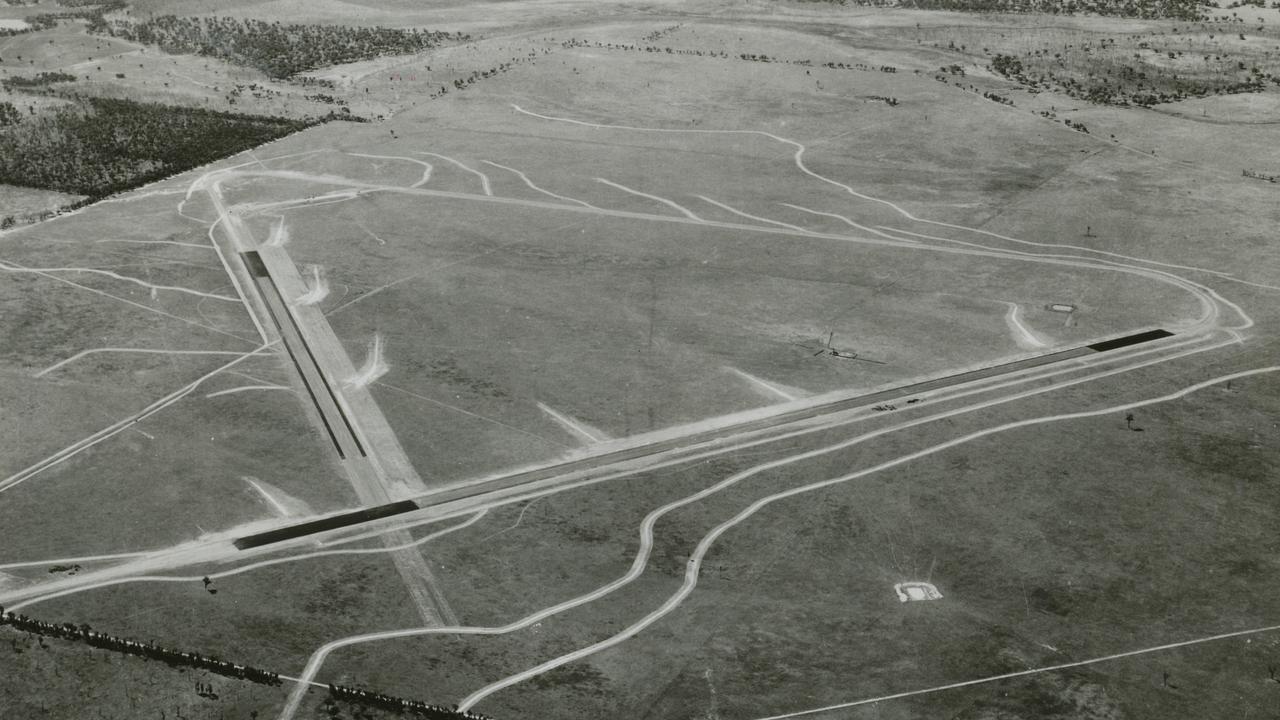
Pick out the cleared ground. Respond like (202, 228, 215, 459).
(1, 2, 1279, 720)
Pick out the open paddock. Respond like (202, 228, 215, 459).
(0, 5, 1277, 720)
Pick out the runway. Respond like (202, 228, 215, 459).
(232, 325, 1177, 551)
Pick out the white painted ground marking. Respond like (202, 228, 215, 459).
(894, 581, 942, 602)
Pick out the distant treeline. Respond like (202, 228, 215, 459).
(1243, 168, 1279, 183)
(904, 0, 1208, 19)
(991, 50, 1272, 106)
(788, 0, 1208, 19)
(0, 0, 126, 36)
(0, 96, 313, 197)
(94, 15, 469, 78)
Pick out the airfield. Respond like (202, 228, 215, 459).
(2, 1, 1280, 719)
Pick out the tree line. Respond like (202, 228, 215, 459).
(94, 15, 469, 79)
(1, 607, 282, 686)
(1, 607, 495, 718)
(557, 37, 902, 73)
(324, 683, 494, 719)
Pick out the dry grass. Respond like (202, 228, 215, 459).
(1, 5, 1278, 720)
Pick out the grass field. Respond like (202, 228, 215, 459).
(1, 2, 1279, 719)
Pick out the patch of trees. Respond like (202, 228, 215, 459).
(640, 24, 683, 43)
(1, 71, 77, 91)
(0, 101, 20, 127)
(0, 96, 313, 197)
(991, 54, 1024, 78)
(306, 93, 347, 106)
(983, 89, 1014, 105)
(95, 15, 468, 79)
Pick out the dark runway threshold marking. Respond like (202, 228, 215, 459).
(1088, 329, 1174, 352)
(235, 500, 420, 550)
